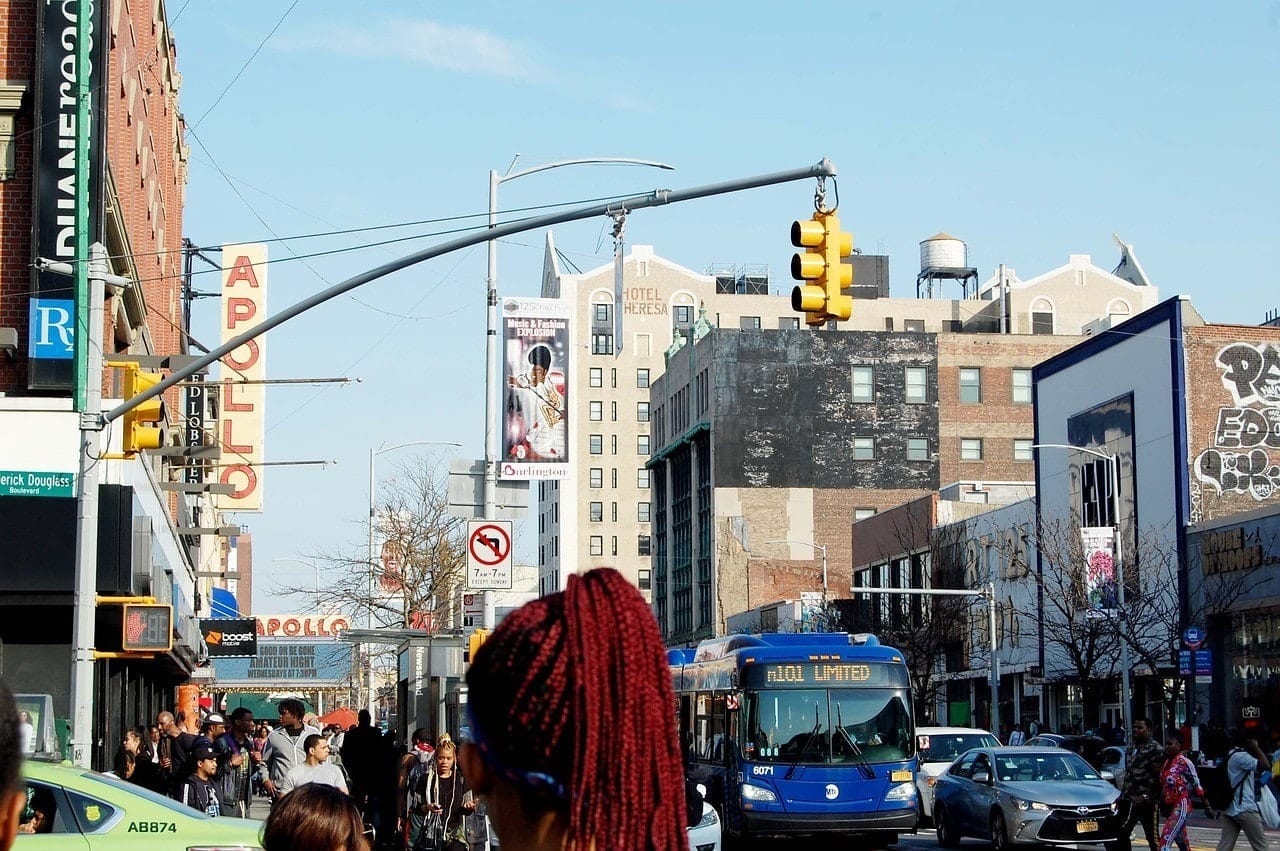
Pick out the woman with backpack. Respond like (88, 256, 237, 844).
(413, 735, 474, 851)
(1215, 734, 1271, 851)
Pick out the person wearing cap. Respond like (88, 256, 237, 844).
(202, 713, 227, 743)
(179, 744, 222, 817)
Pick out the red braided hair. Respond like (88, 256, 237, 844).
(466, 568, 686, 851)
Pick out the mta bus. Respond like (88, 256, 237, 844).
(669, 632, 916, 846)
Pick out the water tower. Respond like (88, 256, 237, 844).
(916, 232, 978, 298)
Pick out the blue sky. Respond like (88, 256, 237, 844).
(171, 1, 1280, 611)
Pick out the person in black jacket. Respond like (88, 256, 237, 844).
(112, 726, 160, 792)
(178, 744, 222, 817)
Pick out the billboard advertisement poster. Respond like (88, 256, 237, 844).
(500, 298, 571, 480)
(200, 618, 258, 658)
(1080, 526, 1118, 618)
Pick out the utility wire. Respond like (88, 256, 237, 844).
(189, 0, 301, 131)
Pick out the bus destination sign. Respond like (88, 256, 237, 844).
(744, 661, 907, 689)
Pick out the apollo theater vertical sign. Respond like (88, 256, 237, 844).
(217, 245, 267, 511)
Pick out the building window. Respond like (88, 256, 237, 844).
(959, 367, 982, 403)
(611, 369, 617, 388)
(611, 468, 618, 488)
(638, 569, 652, 591)
(593, 302, 612, 323)
(960, 438, 984, 461)
(740, 316, 762, 330)
(853, 437, 875, 460)
(903, 319, 926, 332)
(612, 536, 618, 557)
(636, 368, 650, 388)
(1012, 369, 1032, 404)
(637, 402, 650, 422)
(637, 435, 651, 455)
(1031, 311, 1054, 335)
(611, 401, 617, 422)
(854, 508, 877, 521)
(589, 401, 603, 421)
(851, 366, 874, 402)
(907, 437, 929, 461)
(589, 501, 603, 522)
(905, 367, 928, 403)
(589, 468, 603, 488)
(589, 367, 602, 388)
(674, 304, 694, 324)
(779, 317, 800, 330)
(638, 502, 651, 523)
(589, 434, 603, 455)
(638, 535, 652, 556)
(637, 468, 651, 489)
(589, 536, 603, 556)
(592, 333, 614, 355)
(1013, 438, 1034, 461)
(611, 435, 618, 455)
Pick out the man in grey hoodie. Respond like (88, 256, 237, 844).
(258, 699, 320, 801)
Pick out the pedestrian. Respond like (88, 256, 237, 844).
(459, 567, 688, 851)
(1214, 733, 1271, 851)
(260, 699, 321, 802)
(399, 728, 436, 850)
(261, 783, 369, 851)
(113, 725, 160, 791)
(0, 679, 32, 851)
(1028, 718, 1041, 738)
(178, 743, 222, 817)
(279, 734, 349, 795)
(341, 709, 382, 814)
(154, 710, 181, 791)
(416, 735, 474, 851)
(167, 710, 214, 798)
(1008, 723, 1026, 746)
(1158, 730, 1211, 851)
(214, 707, 258, 817)
(1117, 717, 1164, 851)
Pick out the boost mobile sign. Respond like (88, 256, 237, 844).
(199, 618, 258, 658)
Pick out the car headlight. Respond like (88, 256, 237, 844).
(1110, 800, 1120, 815)
(742, 783, 778, 802)
(884, 782, 916, 802)
(1010, 796, 1051, 812)
(696, 807, 719, 829)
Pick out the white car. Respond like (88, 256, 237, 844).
(688, 785, 721, 851)
(915, 726, 1001, 822)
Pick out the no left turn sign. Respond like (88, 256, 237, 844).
(467, 520, 514, 590)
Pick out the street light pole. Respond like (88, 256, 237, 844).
(484, 156, 674, 605)
(366, 440, 461, 717)
(1032, 442, 1131, 742)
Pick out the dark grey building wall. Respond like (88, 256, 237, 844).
(710, 330, 939, 489)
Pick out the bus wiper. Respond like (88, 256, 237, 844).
(785, 706, 823, 780)
(836, 704, 876, 779)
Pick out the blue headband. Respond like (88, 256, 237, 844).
(466, 703, 568, 802)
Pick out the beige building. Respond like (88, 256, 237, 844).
(537, 234, 1160, 606)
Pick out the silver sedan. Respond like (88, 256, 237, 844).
(932, 747, 1127, 851)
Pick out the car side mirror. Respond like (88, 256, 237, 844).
(972, 771, 992, 785)
(1101, 770, 1116, 782)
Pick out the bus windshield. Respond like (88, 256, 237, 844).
(744, 688, 913, 765)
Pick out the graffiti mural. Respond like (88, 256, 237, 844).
(1195, 342, 1280, 501)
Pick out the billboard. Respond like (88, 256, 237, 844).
(500, 298, 571, 480)
(217, 244, 268, 512)
(200, 617, 258, 658)
(254, 614, 351, 638)
(211, 639, 353, 689)
(1080, 526, 1118, 618)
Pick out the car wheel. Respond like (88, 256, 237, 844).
(935, 802, 962, 849)
(990, 810, 1010, 851)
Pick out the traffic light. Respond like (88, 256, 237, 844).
(122, 363, 166, 455)
(466, 628, 491, 664)
(789, 211, 855, 326)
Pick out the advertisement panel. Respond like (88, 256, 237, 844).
(211, 639, 353, 689)
(28, 0, 109, 390)
(200, 618, 258, 658)
(217, 245, 268, 511)
(500, 298, 571, 480)
(1080, 526, 1118, 618)
(254, 613, 351, 638)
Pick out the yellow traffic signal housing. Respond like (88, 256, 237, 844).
(466, 628, 491, 663)
(122, 364, 166, 455)
(789, 211, 855, 326)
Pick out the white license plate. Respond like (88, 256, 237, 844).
(1076, 820, 1099, 834)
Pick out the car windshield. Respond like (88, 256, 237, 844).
(918, 733, 1000, 763)
(745, 688, 913, 765)
(84, 771, 213, 819)
(992, 752, 1102, 782)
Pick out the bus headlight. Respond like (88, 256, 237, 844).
(742, 784, 778, 803)
(884, 783, 916, 802)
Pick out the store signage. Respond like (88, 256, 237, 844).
(199, 618, 258, 658)
(211, 639, 353, 688)
(217, 244, 268, 512)
(254, 614, 351, 638)
(0, 470, 74, 497)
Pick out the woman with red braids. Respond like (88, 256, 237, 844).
(459, 567, 687, 851)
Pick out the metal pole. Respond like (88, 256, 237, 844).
(482, 169, 499, 625)
(367, 447, 377, 718)
(989, 582, 1000, 740)
(72, 0, 90, 412)
(70, 244, 107, 768)
(1112, 455, 1132, 742)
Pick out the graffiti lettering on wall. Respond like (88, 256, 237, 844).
(1195, 342, 1280, 501)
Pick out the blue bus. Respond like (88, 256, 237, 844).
(669, 632, 917, 846)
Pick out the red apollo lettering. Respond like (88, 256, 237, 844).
(225, 296, 257, 328)
(224, 255, 261, 288)
(219, 464, 257, 499)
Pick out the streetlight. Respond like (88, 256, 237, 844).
(1031, 442, 1131, 742)
(761, 539, 828, 624)
(271, 557, 321, 597)
(481, 156, 675, 571)
(366, 440, 461, 716)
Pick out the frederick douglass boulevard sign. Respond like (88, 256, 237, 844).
(211, 639, 354, 689)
